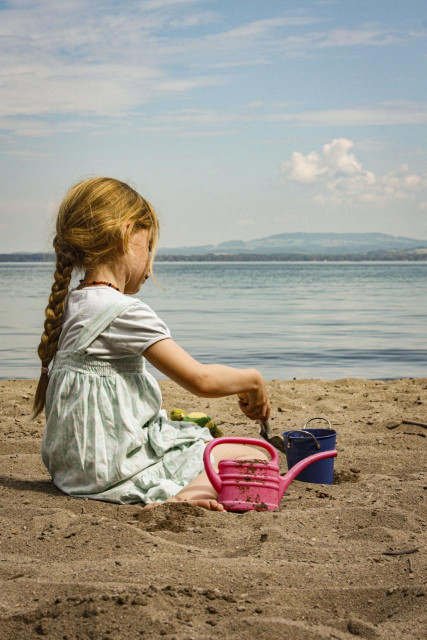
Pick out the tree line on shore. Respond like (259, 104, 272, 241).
(1, 251, 426, 262)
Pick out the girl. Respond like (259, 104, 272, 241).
(31, 177, 270, 511)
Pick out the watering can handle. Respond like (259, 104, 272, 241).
(203, 436, 280, 494)
(303, 417, 333, 430)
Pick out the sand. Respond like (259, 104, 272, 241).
(0, 377, 426, 639)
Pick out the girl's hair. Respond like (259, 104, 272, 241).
(31, 177, 159, 420)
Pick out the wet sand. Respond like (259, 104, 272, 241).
(0, 377, 426, 639)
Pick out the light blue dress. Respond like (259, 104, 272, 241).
(42, 297, 212, 504)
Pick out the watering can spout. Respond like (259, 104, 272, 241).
(279, 449, 337, 497)
(203, 437, 337, 512)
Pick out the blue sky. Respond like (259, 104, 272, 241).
(1, 0, 427, 252)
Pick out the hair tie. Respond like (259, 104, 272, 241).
(41, 366, 49, 375)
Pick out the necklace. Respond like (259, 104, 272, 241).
(79, 279, 120, 292)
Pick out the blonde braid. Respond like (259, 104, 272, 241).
(31, 242, 74, 420)
(31, 176, 160, 421)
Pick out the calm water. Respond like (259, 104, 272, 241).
(0, 262, 426, 381)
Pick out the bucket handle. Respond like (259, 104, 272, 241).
(303, 417, 333, 431)
(284, 430, 321, 450)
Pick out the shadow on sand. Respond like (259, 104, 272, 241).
(0, 475, 59, 497)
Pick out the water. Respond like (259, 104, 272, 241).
(0, 262, 426, 381)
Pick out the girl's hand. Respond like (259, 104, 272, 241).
(237, 378, 270, 422)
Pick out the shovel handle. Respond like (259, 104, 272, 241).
(259, 420, 270, 438)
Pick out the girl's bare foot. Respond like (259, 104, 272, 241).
(142, 444, 267, 512)
(143, 496, 225, 512)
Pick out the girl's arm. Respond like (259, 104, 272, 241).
(144, 338, 270, 421)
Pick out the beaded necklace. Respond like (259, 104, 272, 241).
(79, 279, 120, 292)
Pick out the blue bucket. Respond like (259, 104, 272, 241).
(282, 418, 336, 485)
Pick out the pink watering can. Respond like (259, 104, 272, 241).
(203, 436, 337, 512)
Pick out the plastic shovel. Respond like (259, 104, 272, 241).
(259, 419, 286, 454)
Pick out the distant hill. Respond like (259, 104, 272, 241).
(2, 233, 427, 262)
(158, 232, 427, 256)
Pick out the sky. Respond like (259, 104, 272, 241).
(1, 0, 427, 252)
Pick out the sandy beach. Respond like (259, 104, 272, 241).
(0, 377, 426, 639)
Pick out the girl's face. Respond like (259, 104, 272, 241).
(123, 227, 152, 294)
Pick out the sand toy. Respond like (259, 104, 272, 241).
(170, 409, 223, 438)
(203, 436, 337, 511)
(258, 419, 286, 453)
(283, 417, 337, 485)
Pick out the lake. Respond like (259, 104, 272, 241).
(0, 261, 426, 380)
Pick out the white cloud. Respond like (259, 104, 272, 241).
(0, 115, 105, 137)
(5, 148, 51, 157)
(315, 25, 410, 48)
(235, 218, 256, 226)
(0, 0, 223, 127)
(141, 0, 209, 9)
(286, 150, 327, 183)
(1, 0, 424, 137)
(267, 104, 427, 126)
(169, 11, 218, 28)
(156, 76, 224, 92)
(148, 108, 236, 124)
(121, 101, 427, 142)
(245, 100, 266, 109)
(404, 175, 423, 188)
(0, 63, 163, 118)
(218, 16, 320, 40)
(281, 138, 427, 205)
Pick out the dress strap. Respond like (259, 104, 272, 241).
(72, 298, 139, 354)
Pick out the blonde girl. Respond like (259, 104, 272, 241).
(32, 177, 270, 511)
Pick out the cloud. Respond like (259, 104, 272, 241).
(5, 148, 51, 156)
(281, 138, 427, 205)
(286, 150, 328, 183)
(148, 108, 237, 124)
(235, 218, 256, 226)
(155, 76, 224, 92)
(0, 0, 223, 127)
(136, 101, 427, 130)
(1, 0, 424, 137)
(266, 103, 427, 126)
(0, 115, 106, 137)
(245, 100, 266, 109)
(315, 25, 411, 48)
(218, 16, 320, 40)
(108, 101, 427, 142)
(197, 20, 423, 69)
(141, 0, 209, 9)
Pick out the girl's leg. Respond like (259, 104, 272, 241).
(144, 443, 268, 512)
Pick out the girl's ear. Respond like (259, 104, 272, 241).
(119, 222, 133, 257)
